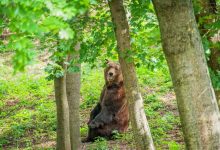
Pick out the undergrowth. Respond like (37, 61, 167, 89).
(0, 59, 184, 149)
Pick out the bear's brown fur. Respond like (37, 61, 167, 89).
(86, 60, 129, 141)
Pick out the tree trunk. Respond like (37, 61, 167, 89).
(152, 0, 220, 149)
(66, 42, 81, 150)
(108, 0, 155, 149)
(54, 61, 71, 150)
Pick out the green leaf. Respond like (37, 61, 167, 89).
(58, 28, 74, 40)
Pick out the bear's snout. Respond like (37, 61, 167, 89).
(109, 72, 113, 76)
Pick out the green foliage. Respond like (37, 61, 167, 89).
(88, 137, 109, 150)
(0, 0, 90, 72)
(80, 126, 88, 137)
(45, 62, 65, 80)
(128, 1, 164, 69)
(210, 69, 220, 90)
(11, 37, 36, 72)
(80, 3, 117, 65)
(168, 141, 182, 150)
(1, 0, 165, 77)
(112, 130, 123, 140)
(0, 74, 55, 148)
(79, 1, 165, 71)
(80, 64, 104, 108)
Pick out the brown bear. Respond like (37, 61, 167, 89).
(85, 60, 129, 141)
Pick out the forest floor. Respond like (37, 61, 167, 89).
(0, 52, 184, 150)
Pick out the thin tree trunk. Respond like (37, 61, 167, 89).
(66, 42, 81, 150)
(108, 0, 155, 149)
(54, 61, 71, 150)
(152, 0, 220, 149)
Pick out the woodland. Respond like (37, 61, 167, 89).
(0, 0, 220, 150)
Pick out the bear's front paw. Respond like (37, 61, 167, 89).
(89, 120, 104, 128)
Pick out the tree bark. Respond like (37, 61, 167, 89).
(66, 42, 81, 150)
(54, 61, 71, 150)
(108, 0, 155, 150)
(152, 0, 220, 149)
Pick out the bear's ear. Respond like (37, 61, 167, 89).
(105, 59, 110, 64)
(116, 65, 120, 70)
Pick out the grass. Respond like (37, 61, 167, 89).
(0, 54, 184, 149)
(0, 73, 55, 148)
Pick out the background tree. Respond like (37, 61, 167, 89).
(65, 40, 82, 149)
(42, 2, 89, 149)
(66, 42, 81, 150)
(108, 0, 155, 149)
(54, 58, 71, 149)
(152, 0, 220, 149)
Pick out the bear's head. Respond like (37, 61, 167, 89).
(104, 60, 123, 86)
